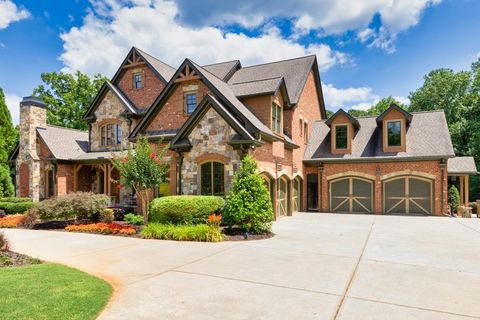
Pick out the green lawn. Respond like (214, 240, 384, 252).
(0, 263, 112, 320)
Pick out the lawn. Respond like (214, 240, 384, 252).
(0, 263, 112, 320)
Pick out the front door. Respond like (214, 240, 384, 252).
(306, 173, 318, 211)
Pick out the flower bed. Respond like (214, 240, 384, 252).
(65, 222, 136, 235)
(0, 214, 26, 228)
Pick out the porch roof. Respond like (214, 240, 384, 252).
(447, 157, 478, 176)
(72, 150, 127, 162)
(37, 125, 88, 160)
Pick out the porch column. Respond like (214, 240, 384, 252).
(73, 164, 83, 192)
(460, 176, 464, 206)
(465, 175, 469, 206)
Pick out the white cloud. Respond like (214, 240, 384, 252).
(393, 96, 410, 106)
(322, 83, 379, 111)
(59, 0, 348, 77)
(4, 93, 21, 125)
(0, 0, 30, 30)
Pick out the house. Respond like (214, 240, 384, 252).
(10, 47, 476, 217)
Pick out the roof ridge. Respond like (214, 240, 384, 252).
(202, 60, 240, 67)
(230, 76, 283, 85)
(240, 55, 316, 70)
(189, 59, 227, 82)
(134, 47, 176, 70)
(46, 124, 88, 133)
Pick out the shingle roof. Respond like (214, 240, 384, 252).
(447, 157, 477, 175)
(135, 47, 176, 82)
(37, 126, 88, 160)
(304, 111, 455, 161)
(228, 55, 316, 104)
(325, 108, 360, 128)
(202, 60, 240, 81)
(229, 77, 284, 98)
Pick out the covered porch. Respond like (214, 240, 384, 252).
(447, 157, 478, 211)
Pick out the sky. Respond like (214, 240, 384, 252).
(0, 0, 479, 125)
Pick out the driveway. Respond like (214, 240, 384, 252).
(3, 213, 480, 320)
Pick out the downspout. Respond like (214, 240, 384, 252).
(319, 162, 324, 212)
(176, 152, 184, 195)
(440, 159, 446, 215)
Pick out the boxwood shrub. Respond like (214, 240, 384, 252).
(0, 201, 35, 214)
(149, 195, 225, 225)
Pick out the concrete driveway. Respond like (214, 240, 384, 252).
(3, 213, 480, 320)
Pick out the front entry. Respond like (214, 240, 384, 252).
(329, 177, 374, 213)
(306, 173, 318, 211)
(383, 176, 433, 215)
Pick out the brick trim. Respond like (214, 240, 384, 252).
(380, 170, 436, 181)
(326, 171, 376, 181)
(195, 153, 230, 164)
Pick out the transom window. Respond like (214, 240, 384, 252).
(101, 123, 122, 146)
(335, 125, 348, 149)
(387, 120, 402, 147)
(133, 72, 143, 89)
(185, 92, 197, 114)
(200, 161, 224, 196)
(272, 102, 282, 133)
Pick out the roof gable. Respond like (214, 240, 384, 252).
(36, 126, 89, 160)
(325, 108, 360, 129)
(376, 103, 413, 124)
(83, 81, 137, 120)
(202, 60, 241, 81)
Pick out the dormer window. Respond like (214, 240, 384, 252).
(185, 92, 197, 114)
(335, 125, 348, 149)
(101, 123, 122, 146)
(133, 72, 143, 89)
(387, 120, 402, 147)
(272, 102, 282, 134)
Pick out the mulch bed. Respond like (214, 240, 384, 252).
(222, 228, 274, 241)
(0, 251, 42, 268)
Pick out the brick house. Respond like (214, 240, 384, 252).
(10, 47, 477, 217)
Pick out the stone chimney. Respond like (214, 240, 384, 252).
(16, 96, 47, 201)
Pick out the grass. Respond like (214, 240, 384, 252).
(141, 223, 224, 242)
(0, 263, 112, 320)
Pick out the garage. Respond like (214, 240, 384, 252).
(329, 177, 374, 213)
(383, 176, 433, 215)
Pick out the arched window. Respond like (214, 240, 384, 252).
(200, 161, 224, 196)
(101, 123, 122, 146)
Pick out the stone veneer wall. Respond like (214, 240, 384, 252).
(181, 107, 241, 195)
(90, 90, 133, 152)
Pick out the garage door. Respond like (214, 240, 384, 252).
(383, 176, 433, 215)
(277, 177, 289, 217)
(329, 177, 374, 213)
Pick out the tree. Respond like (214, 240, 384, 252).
(448, 185, 460, 213)
(348, 96, 408, 117)
(33, 71, 107, 130)
(224, 155, 273, 234)
(0, 88, 18, 164)
(0, 165, 14, 197)
(112, 137, 169, 223)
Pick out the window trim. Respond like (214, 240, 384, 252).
(334, 124, 349, 150)
(271, 102, 282, 134)
(383, 118, 405, 151)
(331, 123, 351, 154)
(184, 91, 198, 114)
(100, 122, 122, 147)
(199, 160, 225, 196)
(133, 71, 143, 89)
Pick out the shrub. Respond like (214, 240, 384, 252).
(0, 201, 35, 214)
(149, 195, 225, 225)
(141, 223, 224, 242)
(0, 214, 26, 228)
(0, 231, 10, 251)
(0, 197, 31, 203)
(100, 209, 114, 223)
(20, 210, 38, 229)
(224, 155, 273, 234)
(124, 213, 144, 225)
(65, 222, 136, 235)
(0, 165, 14, 198)
(35, 192, 109, 221)
(448, 185, 460, 213)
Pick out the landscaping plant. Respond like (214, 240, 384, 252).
(100, 208, 114, 223)
(124, 213, 144, 225)
(0, 231, 9, 251)
(448, 185, 460, 213)
(224, 155, 273, 234)
(0, 200, 35, 214)
(149, 195, 224, 225)
(0, 214, 26, 228)
(65, 222, 136, 235)
(112, 137, 169, 224)
(141, 223, 224, 242)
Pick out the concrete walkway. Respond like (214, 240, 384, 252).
(3, 213, 480, 319)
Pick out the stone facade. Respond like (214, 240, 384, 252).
(181, 107, 241, 195)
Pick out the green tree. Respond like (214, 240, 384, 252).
(33, 71, 107, 130)
(0, 88, 18, 164)
(348, 96, 408, 117)
(448, 185, 460, 213)
(0, 165, 14, 197)
(224, 155, 273, 234)
(325, 109, 334, 118)
(112, 137, 169, 223)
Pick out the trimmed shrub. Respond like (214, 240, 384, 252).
(448, 185, 460, 213)
(100, 209, 114, 223)
(224, 155, 273, 234)
(34, 192, 109, 221)
(0, 197, 31, 203)
(141, 223, 224, 242)
(0, 201, 35, 214)
(149, 195, 225, 225)
(124, 213, 144, 225)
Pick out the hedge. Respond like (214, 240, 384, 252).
(149, 195, 225, 225)
(0, 201, 35, 214)
(141, 223, 224, 242)
(0, 197, 32, 203)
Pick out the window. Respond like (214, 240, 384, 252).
(272, 102, 282, 133)
(299, 119, 303, 137)
(335, 125, 348, 149)
(133, 72, 143, 89)
(387, 120, 402, 147)
(101, 123, 122, 146)
(304, 122, 308, 144)
(185, 92, 197, 114)
(46, 169, 55, 198)
(200, 161, 224, 196)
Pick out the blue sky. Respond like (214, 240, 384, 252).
(0, 0, 479, 124)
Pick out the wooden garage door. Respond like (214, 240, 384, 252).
(383, 176, 433, 215)
(292, 177, 302, 212)
(329, 177, 374, 213)
(277, 177, 288, 217)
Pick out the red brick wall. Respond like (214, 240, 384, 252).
(19, 162, 29, 198)
(304, 160, 448, 216)
(57, 164, 73, 196)
(146, 80, 210, 132)
(240, 95, 272, 126)
(116, 65, 165, 109)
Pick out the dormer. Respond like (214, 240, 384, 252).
(325, 109, 360, 154)
(376, 104, 412, 153)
